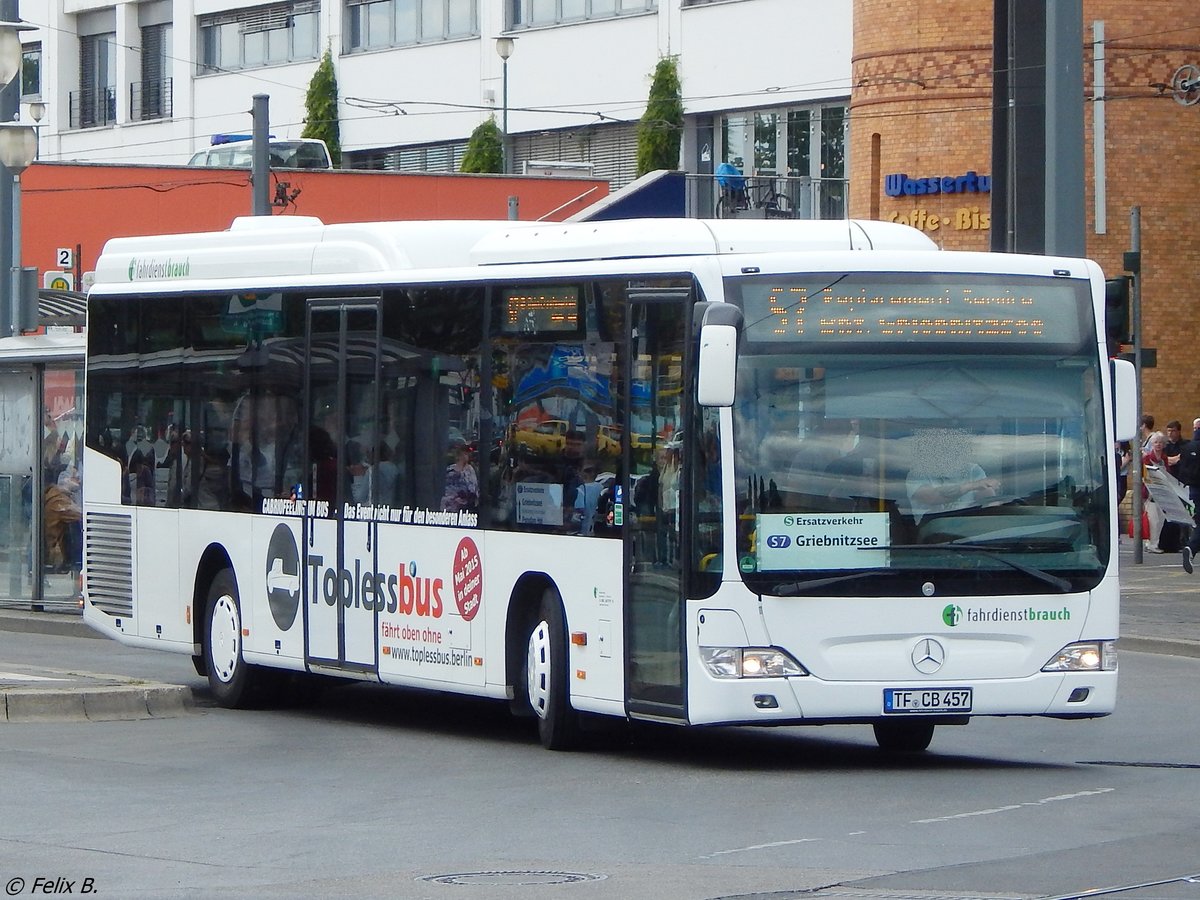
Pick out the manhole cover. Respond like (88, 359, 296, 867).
(421, 870, 607, 887)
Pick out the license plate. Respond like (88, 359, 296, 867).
(883, 687, 972, 714)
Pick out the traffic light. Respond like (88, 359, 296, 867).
(1105, 275, 1131, 351)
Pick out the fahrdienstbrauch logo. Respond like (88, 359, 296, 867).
(942, 603, 1071, 627)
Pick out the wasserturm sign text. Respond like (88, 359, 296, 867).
(884, 171, 991, 197)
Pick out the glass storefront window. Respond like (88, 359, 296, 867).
(721, 115, 748, 171)
(711, 104, 847, 219)
(43, 369, 84, 594)
(821, 105, 846, 179)
(787, 109, 810, 177)
(0, 364, 84, 611)
(754, 111, 778, 174)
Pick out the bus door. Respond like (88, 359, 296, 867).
(304, 301, 381, 674)
(624, 289, 691, 720)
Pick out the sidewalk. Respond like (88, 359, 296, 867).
(0, 539, 1196, 722)
(1113, 533, 1200, 657)
(0, 610, 192, 723)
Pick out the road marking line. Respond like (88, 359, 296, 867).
(912, 788, 1114, 824)
(0, 672, 71, 682)
(698, 838, 819, 859)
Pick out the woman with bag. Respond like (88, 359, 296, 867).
(1142, 431, 1169, 553)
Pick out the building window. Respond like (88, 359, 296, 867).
(510, 0, 654, 28)
(21, 43, 40, 98)
(199, 1, 319, 73)
(346, 0, 476, 51)
(75, 33, 117, 128)
(133, 23, 173, 120)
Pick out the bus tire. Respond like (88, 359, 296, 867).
(203, 569, 259, 709)
(872, 720, 935, 753)
(525, 588, 580, 750)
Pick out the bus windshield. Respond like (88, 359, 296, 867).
(728, 272, 1109, 597)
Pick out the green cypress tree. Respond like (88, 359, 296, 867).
(636, 57, 683, 177)
(461, 117, 504, 174)
(302, 49, 342, 168)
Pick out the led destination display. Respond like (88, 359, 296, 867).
(739, 275, 1087, 345)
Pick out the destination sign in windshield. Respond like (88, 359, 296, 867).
(736, 274, 1088, 345)
(501, 285, 580, 334)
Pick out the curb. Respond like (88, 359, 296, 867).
(1, 682, 193, 723)
(0, 609, 99, 640)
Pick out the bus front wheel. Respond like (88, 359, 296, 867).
(525, 589, 580, 750)
(204, 569, 259, 709)
(872, 720, 935, 753)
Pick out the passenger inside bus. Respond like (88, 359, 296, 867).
(229, 393, 300, 509)
(441, 437, 478, 512)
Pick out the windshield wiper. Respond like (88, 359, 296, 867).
(880, 543, 1073, 593)
(773, 570, 893, 596)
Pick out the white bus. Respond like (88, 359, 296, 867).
(82, 216, 1138, 752)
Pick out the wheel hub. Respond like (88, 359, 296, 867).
(210, 594, 241, 684)
(526, 620, 551, 719)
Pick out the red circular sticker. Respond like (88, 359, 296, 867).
(452, 536, 482, 622)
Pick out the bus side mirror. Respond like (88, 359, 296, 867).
(1111, 357, 1137, 441)
(696, 304, 742, 407)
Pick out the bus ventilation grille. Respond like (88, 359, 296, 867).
(85, 512, 134, 618)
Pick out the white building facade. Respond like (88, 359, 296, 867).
(17, 0, 850, 198)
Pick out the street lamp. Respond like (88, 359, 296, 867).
(495, 36, 516, 175)
(0, 19, 33, 86)
(27, 98, 43, 159)
(0, 121, 36, 336)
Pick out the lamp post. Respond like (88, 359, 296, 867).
(495, 36, 515, 175)
(0, 18, 36, 340)
(0, 15, 35, 342)
(0, 121, 36, 337)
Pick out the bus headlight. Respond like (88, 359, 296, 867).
(1041, 641, 1117, 672)
(700, 647, 808, 679)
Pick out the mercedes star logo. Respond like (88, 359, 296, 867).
(911, 637, 946, 674)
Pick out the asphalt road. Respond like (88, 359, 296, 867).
(2, 625, 1198, 900)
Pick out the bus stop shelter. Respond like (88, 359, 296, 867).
(0, 290, 85, 612)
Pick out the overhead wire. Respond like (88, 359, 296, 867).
(18, 12, 1200, 161)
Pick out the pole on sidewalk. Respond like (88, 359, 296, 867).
(0, 0, 19, 341)
(1130, 206, 1143, 564)
(251, 94, 270, 216)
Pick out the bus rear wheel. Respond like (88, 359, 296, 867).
(525, 588, 580, 750)
(872, 720, 935, 753)
(204, 569, 262, 709)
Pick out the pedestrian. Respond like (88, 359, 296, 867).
(1140, 414, 1156, 452)
(1178, 418, 1200, 573)
(1159, 421, 1187, 552)
(1142, 432, 1169, 553)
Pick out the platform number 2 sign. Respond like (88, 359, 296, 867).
(57, 248, 73, 269)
